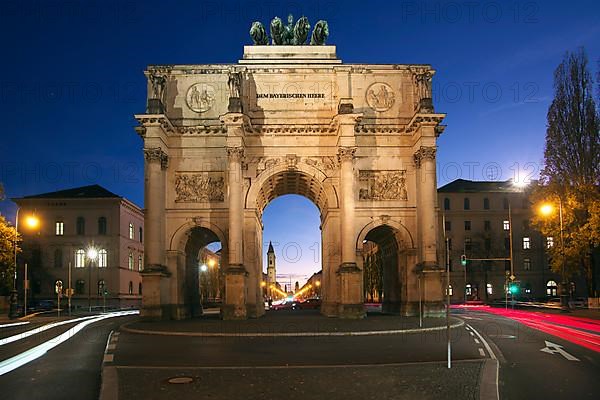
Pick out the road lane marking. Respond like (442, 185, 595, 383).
(488, 334, 516, 339)
(466, 324, 497, 361)
(474, 338, 480, 344)
(478, 348, 485, 357)
(0, 321, 30, 328)
(540, 341, 580, 361)
(0, 315, 98, 346)
(0, 310, 137, 376)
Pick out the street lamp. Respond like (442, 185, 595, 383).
(9, 209, 39, 319)
(87, 246, 98, 313)
(539, 199, 569, 312)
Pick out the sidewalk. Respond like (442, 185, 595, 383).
(123, 311, 464, 336)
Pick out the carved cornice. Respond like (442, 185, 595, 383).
(226, 147, 245, 161)
(413, 146, 436, 168)
(243, 121, 339, 135)
(135, 114, 176, 135)
(144, 147, 169, 170)
(405, 113, 446, 135)
(337, 147, 357, 163)
(178, 125, 227, 135)
(354, 124, 407, 134)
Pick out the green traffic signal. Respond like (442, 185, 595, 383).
(461, 255, 467, 266)
(509, 283, 519, 294)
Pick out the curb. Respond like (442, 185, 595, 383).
(120, 318, 465, 337)
(99, 330, 119, 400)
(479, 359, 500, 400)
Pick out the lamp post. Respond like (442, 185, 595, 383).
(540, 199, 569, 312)
(87, 247, 98, 313)
(9, 209, 39, 319)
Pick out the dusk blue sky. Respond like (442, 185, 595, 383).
(1, 0, 598, 284)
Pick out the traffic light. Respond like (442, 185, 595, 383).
(461, 254, 467, 266)
(509, 282, 519, 295)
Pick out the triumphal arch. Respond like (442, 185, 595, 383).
(135, 18, 446, 320)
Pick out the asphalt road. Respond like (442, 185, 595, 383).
(0, 315, 136, 400)
(456, 308, 600, 399)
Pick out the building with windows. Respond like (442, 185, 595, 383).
(13, 185, 144, 309)
(438, 179, 586, 303)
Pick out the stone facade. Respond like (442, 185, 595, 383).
(13, 185, 144, 309)
(135, 45, 446, 320)
(437, 179, 587, 302)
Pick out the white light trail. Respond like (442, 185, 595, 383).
(0, 310, 138, 376)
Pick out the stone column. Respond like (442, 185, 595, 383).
(141, 147, 170, 320)
(336, 147, 364, 318)
(223, 146, 247, 319)
(414, 145, 444, 316)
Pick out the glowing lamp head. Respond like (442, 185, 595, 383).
(208, 259, 216, 267)
(200, 264, 208, 272)
(315, 280, 321, 287)
(539, 203, 554, 216)
(87, 247, 98, 260)
(260, 281, 266, 287)
(24, 215, 39, 229)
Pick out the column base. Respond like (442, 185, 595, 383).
(320, 301, 338, 317)
(140, 266, 171, 320)
(246, 303, 265, 318)
(223, 264, 248, 320)
(338, 303, 366, 319)
(382, 301, 402, 315)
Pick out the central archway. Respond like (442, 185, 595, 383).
(244, 163, 339, 317)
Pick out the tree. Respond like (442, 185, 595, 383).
(531, 48, 600, 296)
(0, 215, 20, 296)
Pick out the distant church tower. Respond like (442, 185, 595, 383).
(267, 241, 276, 298)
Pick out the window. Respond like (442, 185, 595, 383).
(76, 217, 85, 235)
(128, 252, 134, 270)
(138, 255, 143, 271)
(504, 237, 510, 251)
(139, 227, 143, 243)
(138, 282, 142, 295)
(98, 217, 107, 235)
(523, 237, 530, 249)
(503, 220, 510, 231)
(464, 198, 470, 210)
(503, 198, 509, 210)
(445, 221, 451, 231)
(483, 198, 490, 210)
(524, 258, 531, 270)
(546, 237, 554, 248)
(464, 220, 471, 231)
(128, 281, 133, 295)
(486, 283, 493, 295)
(522, 220, 529, 231)
(98, 249, 107, 268)
(75, 280, 85, 295)
(484, 238, 491, 252)
(484, 220, 491, 231)
(75, 249, 85, 268)
(98, 280, 105, 296)
(54, 249, 63, 268)
(466, 284, 472, 296)
(464, 237, 472, 252)
(447, 284, 453, 296)
(546, 280, 558, 296)
(55, 221, 64, 236)
(129, 223, 134, 240)
(444, 198, 450, 210)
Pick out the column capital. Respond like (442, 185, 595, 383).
(226, 146, 245, 162)
(413, 146, 436, 168)
(144, 147, 169, 170)
(337, 147, 357, 163)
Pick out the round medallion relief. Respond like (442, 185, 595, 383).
(366, 82, 395, 112)
(186, 83, 216, 113)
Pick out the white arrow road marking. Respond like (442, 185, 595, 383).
(540, 341, 580, 361)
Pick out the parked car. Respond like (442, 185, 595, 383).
(271, 301, 294, 310)
(293, 298, 321, 310)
